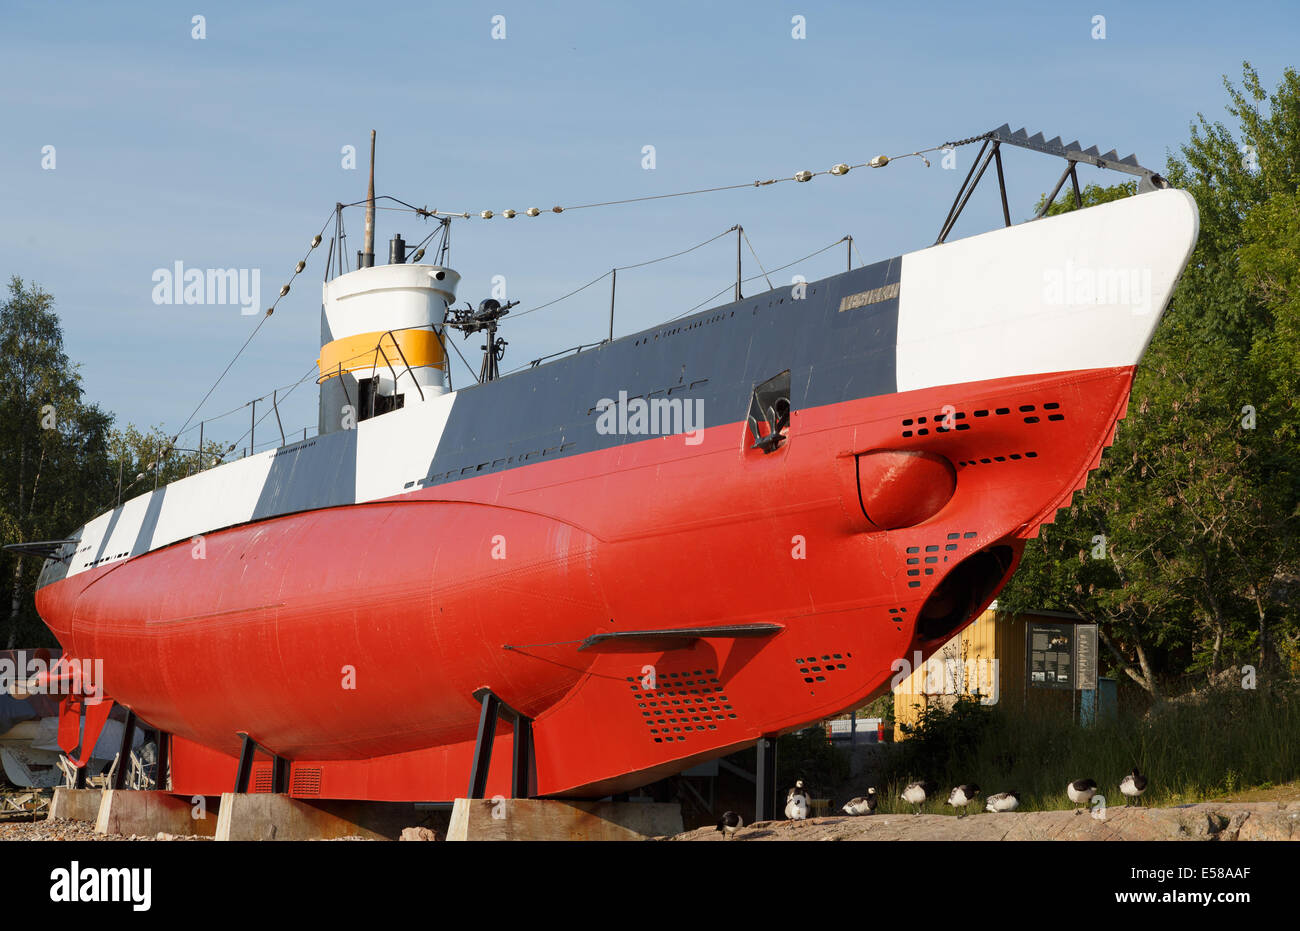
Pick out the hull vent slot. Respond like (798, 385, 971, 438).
(251, 765, 273, 794)
(793, 652, 853, 684)
(291, 767, 323, 797)
(629, 667, 735, 743)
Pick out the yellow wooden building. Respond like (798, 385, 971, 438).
(891, 606, 1092, 739)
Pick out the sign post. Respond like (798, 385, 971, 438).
(1027, 622, 1075, 689)
(1026, 620, 1100, 723)
(1077, 623, 1099, 724)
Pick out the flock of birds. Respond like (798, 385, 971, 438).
(714, 769, 1149, 837)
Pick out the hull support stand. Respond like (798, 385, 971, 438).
(233, 731, 292, 794)
(755, 736, 778, 822)
(155, 729, 170, 791)
(512, 715, 533, 800)
(468, 688, 534, 799)
(272, 755, 291, 794)
(466, 692, 500, 799)
(109, 709, 137, 790)
(234, 733, 255, 793)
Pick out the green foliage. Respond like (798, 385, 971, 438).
(107, 423, 225, 502)
(1001, 62, 1300, 694)
(1035, 179, 1138, 217)
(876, 683, 1300, 813)
(0, 277, 116, 648)
(775, 726, 850, 797)
(859, 692, 895, 729)
(1240, 186, 1300, 438)
(0, 278, 231, 649)
(1165, 63, 1300, 346)
(894, 695, 1000, 783)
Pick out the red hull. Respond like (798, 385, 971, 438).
(36, 365, 1133, 800)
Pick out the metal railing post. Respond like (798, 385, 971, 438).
(609, 269, 616, 342)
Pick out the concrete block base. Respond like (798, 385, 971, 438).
(48, 788, 102, 822)
(215, 793, 425, 841)
(95, 790, 217, 837)
(447, 798, 683, 841)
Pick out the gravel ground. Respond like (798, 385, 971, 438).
(0, 819, 210, 841)
(0, 788, 384, 840)
(0, 819, 385, 841)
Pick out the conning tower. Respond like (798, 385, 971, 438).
(316, 257, 460, 435)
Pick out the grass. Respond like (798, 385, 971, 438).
(1208, 780, 1300, 804)
(870, 680, 1300, 815)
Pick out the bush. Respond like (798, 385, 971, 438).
(873, 681, 1300, 813)
(775, 726, 850, 797)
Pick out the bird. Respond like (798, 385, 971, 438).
(1067, 778, 1099, 814)
(900, 780, 934, 814)
(1120, 768, 1148, 806)
(785, 793, 809, 821)
(947, 784, 981, 817)
(842, 788, 878, 815)
(787, 779, 810, 804)
(985, 791, 1021, 812)
(715, 811, 744, 838)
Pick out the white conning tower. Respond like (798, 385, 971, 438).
(316, 262, 460, 435)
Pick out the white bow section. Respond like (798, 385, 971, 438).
(895, 188, 1199, 392)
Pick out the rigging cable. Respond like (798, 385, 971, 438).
(393, 138, 975, 221)
(443, 328, 482, 385)
(214, 358, 323, 461)
(742, 227, 775, 292)
(168, 209, 335, 449)
(667, 236, 851, 321)
(141, 132, 991, 493)
(508, 270, 612, 321)
(608, 226, 737, 272)
(510, 226, 739, 321)
(498, 233, 856, 377)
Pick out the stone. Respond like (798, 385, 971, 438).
(669, 799, 1300, 841)
(447, 798, 683, 841)
(215, 793, 421, 841)
(400, 826, 438, 841)
(95, 790, 216, 838)
(48, 788, 103, 822)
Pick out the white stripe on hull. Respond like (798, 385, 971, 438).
(354, 389, 456, 502)
(67, 392, 458, 578)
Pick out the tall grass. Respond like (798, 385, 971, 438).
(873, 681, 1300, 814)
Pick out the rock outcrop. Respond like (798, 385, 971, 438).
(673, 801, 1300, 841)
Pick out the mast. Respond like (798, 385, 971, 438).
(361, 130, 376, 268)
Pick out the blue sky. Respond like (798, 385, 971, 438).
(2, 0, 1296, 454)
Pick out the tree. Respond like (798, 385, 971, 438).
(0, 278, 234, 648)
(0, 277, 115, 648)
(1034, 179, 1138, 216)
(1001, 63, 1300, 693)
(106, 422, 225, 505)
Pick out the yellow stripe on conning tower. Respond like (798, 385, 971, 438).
(317, 329, 446, 382)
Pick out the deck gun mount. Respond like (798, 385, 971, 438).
(446, 298, 519, 383)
